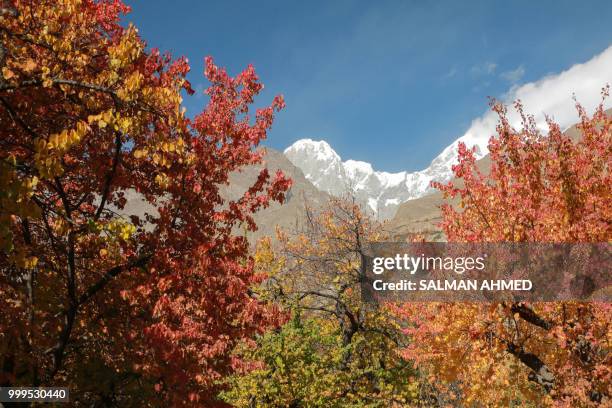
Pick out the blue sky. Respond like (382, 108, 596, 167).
(127, 0, 612, 172)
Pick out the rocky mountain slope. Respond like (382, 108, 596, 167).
(224, 148, 330, 242)
(115, 148, 330, 244)
(389, 155, 491, 241)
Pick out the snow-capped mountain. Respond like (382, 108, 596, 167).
(284, 136, 487, 220)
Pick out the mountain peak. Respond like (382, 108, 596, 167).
(284, 139, 340, 163)
(284, 138, 459, 219)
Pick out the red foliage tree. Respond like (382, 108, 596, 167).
(395, 93, 611, 406)
(0, 0, 290, 405)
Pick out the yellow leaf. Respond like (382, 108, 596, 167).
(2, 67, 15, 80)
(22, 59, 37, 73)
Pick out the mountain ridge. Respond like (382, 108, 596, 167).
(283, 136, 487, 219)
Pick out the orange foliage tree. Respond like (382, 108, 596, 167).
(0, 0, 290, 405)
(395, 94, 611, 406)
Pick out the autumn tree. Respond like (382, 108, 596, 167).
(222, 198, 419, 407)
(0, 0, 290, 405)
(395, 93, 611, 406)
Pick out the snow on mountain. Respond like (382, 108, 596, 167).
(284, 45, 612, 219)
(284, 138, 480, 220)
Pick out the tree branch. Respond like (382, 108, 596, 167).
(78, 252, 152, 306)
(45, 251, 151, 382)
(94, 132, 122, 220)
(505, 341, 555, 391)
(0, 96, 40, 140)
(511, 303, 553, 331)
(0, 78, 117, 95)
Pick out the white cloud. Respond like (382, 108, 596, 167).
(441, 67, 457, 80)
(447, 45, 612, 162)
(500, 65, 525, 82)
(471, 80, 491, 93)
(471, 61, 497, 76)
(193, 82, 206, 99)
